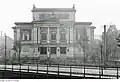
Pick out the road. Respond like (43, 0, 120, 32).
(0, 64, 119, 79)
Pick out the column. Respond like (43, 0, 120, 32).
(34, 27, 37, 43)
(57, 26, 60, 43)
(31, 28, 34, 42)
(38, 27, 40, 43)
(70, 26, 73, 43)
(66, 27, 69, 43)
(47, 27, 50, 43)
(14, 29, 17, 41)
(87, 27, 90, 42)
(27, 34, 29, 40)
(47, 27, 50, 57)
(71, 25, 74, 57)
(17, 29, 20, 40)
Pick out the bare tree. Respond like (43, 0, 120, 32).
(76, 34, 91, 62)
(105, 31, 118, 61)
(12, 40, 22, 62)
(91, 31, 118, 64)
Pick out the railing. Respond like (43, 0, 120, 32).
(0, 64, 120, 79)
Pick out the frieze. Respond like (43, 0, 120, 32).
(34, 24, 58, 27)
(34, 24, 41, 27)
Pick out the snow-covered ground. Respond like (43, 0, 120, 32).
(0, 65, 119, 79)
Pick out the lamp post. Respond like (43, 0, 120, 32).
(18, 40, 21, 64)
(100, 44, 103, 77)
(4, 33, 7, 70)
(103, 25, 107, 66)
(83, 26, 86, 78)
(48, 44, 51, 66)
(33, 48, 35, 64)
(100, 45, 103, 64)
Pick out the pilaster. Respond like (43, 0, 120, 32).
(34, 27, 37, 43)
(16, 29, 20, 40)
(57, 25, 60, 43)
(47, 27, 50, 43)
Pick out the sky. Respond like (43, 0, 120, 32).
(0, 0, 120, 39)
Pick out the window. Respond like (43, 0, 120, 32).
(60, 33, 66, 40)
(60, 28, 66, 41)
(40, 47, 47, 54)
(50, 27, 57, 41)
(21, 29, 31, 41)
(60, 47, 66, 54)
(50, 47, 57, 54)
(24, 34, 28, 41)
(41, 33, 47, 40)
(51, 33, 56, 40)
(38, 47, 40, 52)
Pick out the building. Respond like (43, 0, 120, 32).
(101, 24, 120, 61)
(0, 31, 14, 60)
(12, 4, 95, 59)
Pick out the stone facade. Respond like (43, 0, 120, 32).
(12, 5, 95, 59)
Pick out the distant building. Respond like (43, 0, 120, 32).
(12, 4, 95, 59)
(94, 34, 102, 41)
(102, 24, 118, 42)
(101, 24, 120, 61)
(0, 32, 14, 59)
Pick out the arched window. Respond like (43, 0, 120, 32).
(51, 33, 56, 40)
(24, 34, 28, 40)
(60, 28, 66, 41)
(60, 33, 66, 40)
(50, 27, 57, 40)
(21, 29, 31, 41)
(40, 27, 47, 40)
(41, 33, 47, 40)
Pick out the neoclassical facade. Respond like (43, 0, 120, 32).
(12, 5, 95, 59)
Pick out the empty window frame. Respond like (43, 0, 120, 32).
(41, 33, 47, 40)
(40, 47, 47, 54)
(50, 47, 57, 54)
(60, 47, 66, 54)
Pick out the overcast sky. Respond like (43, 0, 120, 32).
(0, 0, 120, 39)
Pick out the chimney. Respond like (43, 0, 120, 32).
(33, 4, 36, 9)
(73, 4, 75, 9)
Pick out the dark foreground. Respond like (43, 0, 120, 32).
(0, 70, 106, 79)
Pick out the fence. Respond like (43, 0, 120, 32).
(0, 63, 120, 79)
